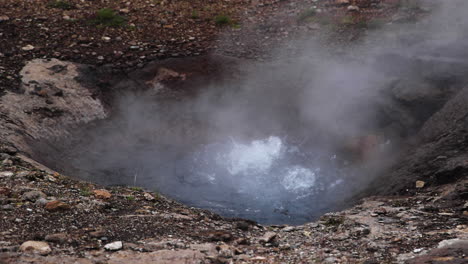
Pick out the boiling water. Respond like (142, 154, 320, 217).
(171, 136, 349, 224)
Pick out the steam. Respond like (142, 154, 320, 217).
(39, 1, 468, 224)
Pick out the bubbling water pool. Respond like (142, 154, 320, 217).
(171, 136, 350, 224)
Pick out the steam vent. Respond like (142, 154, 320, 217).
(1, 0, 468, 263)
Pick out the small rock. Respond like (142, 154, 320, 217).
(22, 191, 46, 202)
(35, 198, 49, 206)
(19, 241, 51, 255)
(0, 15, 9, 22)
(93, 189, 112, 199)
(63, 15, 71, 20)
(336, 0, 350, 4)
(45, 233, 68, 243)
(282, 226, 296, 232)
(16, 171, 30, 177)
(415, 180, 425, 188)
(347, 5, 360, 12)
(97, 56, 104, 60)
(144, 193, 155, 201)
(259, 232, 277, 243)
(120, 8, 130, 14)
(102, 36, 111, 42)
(22, 45, 35, 51)
(251, 256, 267, 261)
(413, 248, 424, 253)
(1, 204, 14, 211)
(104, 241, 123, 251)
(0, 171, 14, 178)
(89, 229, 106, 238)
(45, 200, 71, 212)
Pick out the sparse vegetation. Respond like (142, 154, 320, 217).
(321, 215, 345, 227)
(130, 186, 143, 192)
(47, 0, 75, 10)
(126, 195, 136, 201)
(298, 8, 317, 22)
(79, 187, 92, 196)
(191, 10, 200, 19)
(214, 14, 231, 26)
(90, 8, 126, 27)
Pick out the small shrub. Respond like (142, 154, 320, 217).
(298, 8, 317, 22)
(126, 195, 135, 201)
(47, 0, 75, 10)
(80, 187, 92, 196)
(130, 187, 143, 192)
(191, 10, 200, 19)
(214, 15, 231, 26)
(90, 8, 126, 27)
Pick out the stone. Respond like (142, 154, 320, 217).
(336, 0, 350, 5)
(19, 241, 51, 255)
(45, 233, 68, 243)
(45, 200, 71, 211)
(102, 36, 111, 42)
(22, 45, 35, 51)
(119, 8, 130, 14)
(282, 226, 296, 232)
(93, 189, 112, 199)
(415, 180, 425, 188)
(104, 241, 123, 251)
(259, 232, 277, 243)
(22, 190, 46, 202)
(0, 15, 9, 22)
(0, 171, 14, 178)
(347, 5, 360, 11)
(143, 193, 155, 201)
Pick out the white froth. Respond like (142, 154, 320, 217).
(281, 166, 316, 192)
(221, 136, 283, 175)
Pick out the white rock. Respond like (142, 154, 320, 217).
(0, 171, 14, 177)
(347, 5, 360, 12)
(104, 241, 123, 251)
(102, 36, 111, 42)
(20, 241, 51, 255)
(22, 45, 35, 51)
(438, 239, 467, 248)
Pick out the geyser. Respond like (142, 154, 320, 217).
(26, 0, 468, 225)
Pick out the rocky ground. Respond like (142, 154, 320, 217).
(1, 0, 467, 263)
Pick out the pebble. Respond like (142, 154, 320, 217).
(21, 45, 35, 51)
(0, 171, 14, 178)
(19, 241, 51, 255)
(0, 15, 9, 22)
(93, 189, 112, 199)
(45, 233, 68, 243)
(282, 226, 296, 232)
(45, 200, 71, 212)
(102, 36, 111, 42)
(415, 180, 425, 188)
(104, 241, 123, 251)
(22, 190, 46, 202)
(259, 232, 277, 243)
(347, 5, 360, 12)
(144, 193, 155, 201)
